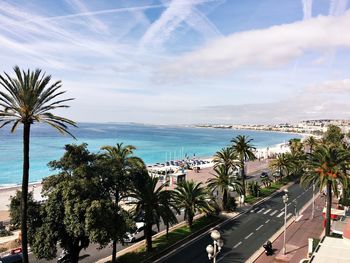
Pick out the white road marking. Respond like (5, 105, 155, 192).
(263, 208, 271, 214)
(245, 232, 254, 239)
(287, 213, 293, 218)
(277, 212, 284, 218)
(256, 225, 264, 231)
(250, 208, 258, 213)
(270, 210, 278, 216)
(257, 208, 265, 213)
(265, 219, 270, 223)
(233, 241, 242, 248)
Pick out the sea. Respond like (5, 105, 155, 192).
(0, 123, 301, 186)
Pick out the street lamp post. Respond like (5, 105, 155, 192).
(282, 191, 289, 255)
(206, 229, 224, 263)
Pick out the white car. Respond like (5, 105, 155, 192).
(123, 222, 145, 243)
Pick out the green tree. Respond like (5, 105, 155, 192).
(28, 144, 119, 263)
(301, 145, 349, 236)
(288, 138, 303, 155)
(0, 66, 75, 263)
(174, 180, 212, 228)
(100, 143, 144, 263)
(231, 135, 256, 196)
(127, 170, 177, 252)
(207, 164, 242, 210)
(323, 125, 344, 146)
(270, 153, 293, 179)
(304, 136, 318, 154)
(213, 147, 237, 170)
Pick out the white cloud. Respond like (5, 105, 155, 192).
(140, 0, 222, 48)
(158, 12, 350, 82)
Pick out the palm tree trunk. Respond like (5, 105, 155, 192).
(223, 189, 228, 211)
(21, 123, 30, 263)
(112, 192, 119, 263)
(112, 240, 117, 263)
(241, 161, 246, 196)
(145, 223, 153, 252)
(326, 181, 332, 236)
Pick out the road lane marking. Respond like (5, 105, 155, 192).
(270, 210, 278, 216)
(265, 219, 270, 223)
(277, 212, 284, 218)
(287, 213, 292, 219)
(256, 225, 264, 231)
(263, 209, 271, 214)
(250, 208, 258, 213)
(245, 232, 254, 239)
(257, 208, 265, 213)
(233, 241, 242, 248)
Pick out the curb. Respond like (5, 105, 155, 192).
(246, 191, 320, 263)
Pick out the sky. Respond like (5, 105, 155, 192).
(0, 0, 349, 125)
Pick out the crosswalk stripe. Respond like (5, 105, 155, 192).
(270, 210, 278, 216)
(250, 208, 258, 213)
(277, 212, 284, 218)
(287, 213, 293, 218)
(263, 208, 271, 214)
(257, 208, 265, 213)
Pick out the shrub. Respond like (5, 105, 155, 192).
(0, 229, 12, 237)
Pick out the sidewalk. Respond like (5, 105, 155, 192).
(254, 195, 325, 263)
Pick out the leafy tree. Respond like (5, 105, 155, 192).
(9, 190, 42, 242)
(323, 125, 344, 146)
(288, 138, 303, 155)
(29, 144, 119, 263)
(301, 145, 350, 236)
(213, 147, 237, 170)
(231, 135, 256, 196)
(270, 153, 293, 179)
(0, 66, 76, 262)
(304, 136, 318, 154)
(99, 143, 144, 263)
(207, 164, 242, 210)
(127, 170, 177, 252)
(174, 180, 213, 228)
(247, 181, 261, 197)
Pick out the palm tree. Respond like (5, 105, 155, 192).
(304, 136, 318, 154)
(213, 147, 237, 170)
(301, 145, 349, 236)
(0, 66, 75, 262)
(174, 180, 212, 228)
(231, 135, 256, 196)
(288, 138, 303, 155)
(269, 153, 293, 179)
(128, 170, 177, 252)
(207, 165, 242, 210)
(100, 143, 144, 263)
(159, 190, 179, 238)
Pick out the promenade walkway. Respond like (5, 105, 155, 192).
(253, 195, 324, 263)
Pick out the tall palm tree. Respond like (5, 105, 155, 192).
(100, 143, 144, 263)
(288, 138, 303, 155)
(127, 170, 177, 252)
(213, 147, 238, 170)
(304, 136, 318, 154)
(207, 164, 242, 210)
(301, 145, 349, 236)
(269, 153, 293, 179)
(159, 190, 179, 238)
(0, 66, 75, 262)
(174, 180, 212, 228)
(231, 135, 256, 196)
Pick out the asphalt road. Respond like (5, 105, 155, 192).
(156, 183, 313, 263)
(28, 169, 274, 263)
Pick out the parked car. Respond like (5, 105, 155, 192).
(260, 172, 268, 178)
(123, 222, 145, 243)
(57, 250, 70, 263)
(0, 254, 22, 263)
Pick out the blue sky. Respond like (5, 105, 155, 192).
(0, 0, 349, 124)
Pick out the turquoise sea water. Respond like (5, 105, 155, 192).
(0, 123, 301, 186)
